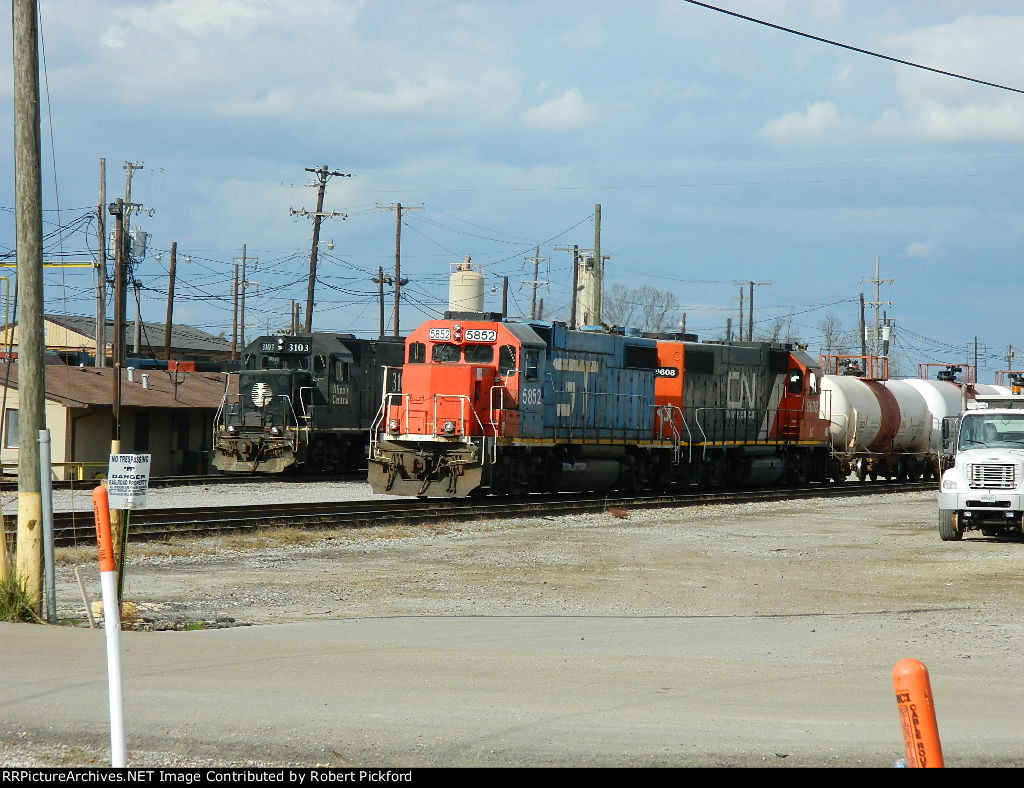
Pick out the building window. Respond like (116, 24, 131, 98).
(3, 409, 17, 449)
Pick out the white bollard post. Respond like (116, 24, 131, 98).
(92, 485, 126, 767)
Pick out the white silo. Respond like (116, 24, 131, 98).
(449, 256, 484, 312)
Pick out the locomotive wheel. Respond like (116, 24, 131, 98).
(855, 459, 867, 482)
(938, 509, 963, 541)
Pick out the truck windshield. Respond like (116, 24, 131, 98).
(958, 413, 1024, 450)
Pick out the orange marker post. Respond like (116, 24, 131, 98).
(892, 658, 944, 768)
(92, 486, 126, 768)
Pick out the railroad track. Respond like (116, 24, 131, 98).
(0, 470, 369, 491)
(36, 479, 937, 548)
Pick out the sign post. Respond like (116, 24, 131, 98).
(105, 453, 150, 604)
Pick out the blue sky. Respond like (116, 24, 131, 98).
(2, 0, 1024, 380)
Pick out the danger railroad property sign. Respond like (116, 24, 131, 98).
(106, 453, 152, 510)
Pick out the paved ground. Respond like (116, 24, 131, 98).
(3, 487, 1024, 768)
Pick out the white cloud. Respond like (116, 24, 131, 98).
(521, 89, 594, 131)
(759, 100, 841, 146)
(904, 241, 934, 258)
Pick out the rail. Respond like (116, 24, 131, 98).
(23, 480, 939, 549)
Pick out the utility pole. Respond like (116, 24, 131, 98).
(571, 206, 607, 327)
(501, 276, 509, 318)
(377, 203, 422, 336)
(861, 257, 893, 358)
(858, 293, 867, 357)
(292, 165, 350, 334)
(95, 158, 107, 367)
(132, 279, 142, 355)
(555, 245, 581, 329)
(371, 267, 392, 339)
(592, 204, 602, 325)
(734, 281, 771, 342)
(163, 242, 176, 361)
(737, 287, 744, 341)
(234, 245, 258, 350)
(12, 0, 45, 610)
(230, 263, 239, 361)
(524, 247, 549, 320)
(109, 200, 126, 439)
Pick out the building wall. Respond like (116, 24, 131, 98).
(0, 388, 216, 479)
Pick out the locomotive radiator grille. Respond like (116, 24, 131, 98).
(968, 463, 1017, 489)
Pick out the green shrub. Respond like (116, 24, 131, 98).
(0, 574, 39, 623)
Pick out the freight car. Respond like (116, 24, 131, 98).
(367, 313, 834, 497)
(213, 333, 404, 473)
(820, 359, 1013, 483)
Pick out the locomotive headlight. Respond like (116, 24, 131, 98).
(226, 425, 237, 435)
(269, 426, 282, 436)
(443, 420, 456, 434)
(388, 419, 400, 432)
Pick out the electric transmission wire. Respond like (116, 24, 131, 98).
(682, 1, 1024, 95)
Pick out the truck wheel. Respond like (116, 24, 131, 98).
(938, 509, 963, 541)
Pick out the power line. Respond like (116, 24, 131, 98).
(681, 0, 1024, 95)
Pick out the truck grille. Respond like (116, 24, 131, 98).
(968, 463, 1017, 489)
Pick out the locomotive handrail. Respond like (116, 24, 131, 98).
(551, 386, 652, 441)
(297, 386, 315, 422)
(654, 404, 692, 464)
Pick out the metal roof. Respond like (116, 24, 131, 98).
(40, 314, 231, 353)
(0, 363, 231, 409)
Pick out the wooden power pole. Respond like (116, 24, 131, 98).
(377, 203, 421, 336)
(291, 165, 350, 334)
(13, 0, 46, 612)
(163, 242, 177, 361)
(94, 158, 107, 367)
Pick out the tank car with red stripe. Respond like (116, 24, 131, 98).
(368, 312, 833, 497)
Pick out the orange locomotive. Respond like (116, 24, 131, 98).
(369, 312, 834, 497)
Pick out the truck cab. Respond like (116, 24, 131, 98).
(938, 407, 1024, 540)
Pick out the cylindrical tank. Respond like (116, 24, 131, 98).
(821, 375, 930, 452)
(899, 378, 962, 452)
(449, 256, 484, 313)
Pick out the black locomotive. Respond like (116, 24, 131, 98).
(212, 333, 404, 473)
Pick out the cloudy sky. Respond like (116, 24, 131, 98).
(3, 0, 1024, 379)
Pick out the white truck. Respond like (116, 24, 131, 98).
(938, 405, 1024, 540)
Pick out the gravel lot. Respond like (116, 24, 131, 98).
(6, 483, 1024, 767)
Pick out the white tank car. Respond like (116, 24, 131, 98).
(898, 378, 963, 453)
(821, 375, 930, 453)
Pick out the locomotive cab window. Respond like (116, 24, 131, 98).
(432, 343, 460, 363)
(807, 371, 820, 396)
(463, 345, 493, 363)
(332, 360, 350, 383)
(314, 355, 327, 377)
(499, 345, 516, 376)
(788, 369, 803, 394)
(525, 349, 540, 381)
(408, 342, 426, 363)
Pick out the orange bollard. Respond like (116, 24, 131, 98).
(92, 486, 115, 574)
(892, 658, 944, 768)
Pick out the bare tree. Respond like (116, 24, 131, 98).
(603, 284, 680, 333)
(755, 315, 800, 345)
(818, 313, 854, 357)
